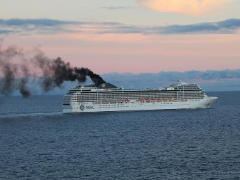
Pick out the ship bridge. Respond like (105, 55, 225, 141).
(164, 81, 202, 91)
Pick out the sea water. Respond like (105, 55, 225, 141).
(0, 92, 240, 179)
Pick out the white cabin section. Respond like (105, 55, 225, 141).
(62, 81, 218, 113)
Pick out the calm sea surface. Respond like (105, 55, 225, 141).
(0, 92, 240, 180)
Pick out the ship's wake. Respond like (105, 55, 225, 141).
(0, 111, 63, 119)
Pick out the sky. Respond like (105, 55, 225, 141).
(1, 0, 240, 74)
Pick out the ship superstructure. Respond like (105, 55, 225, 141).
(63, 81, 217, 113)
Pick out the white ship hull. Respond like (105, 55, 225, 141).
(63, 96, 218, 113)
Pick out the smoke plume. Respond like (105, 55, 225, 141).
(0, 45, 105, 97)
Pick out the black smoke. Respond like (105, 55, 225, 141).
(0, 45, 105, 97)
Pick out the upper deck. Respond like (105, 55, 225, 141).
(66, 81, 203, 95)
(63, 81, 206, 105)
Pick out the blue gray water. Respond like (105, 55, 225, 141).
(0, 92, 240, 179)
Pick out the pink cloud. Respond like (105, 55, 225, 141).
(138, 0, 235, 16)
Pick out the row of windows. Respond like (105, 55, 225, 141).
(71, 91, 203, 96)
(64, 91, 204, 103)
(68, 86, 201, 95)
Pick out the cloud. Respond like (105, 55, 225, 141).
(98, 18, 240, 34)
(138, 0, 235, 16)
(0, 30, 14, 34)
(102, 69, 240, 90)
(1, 18, 240, 35)
(157, 19, 240, 34)
(0, 19, 78, 26)
(0, 19, 80, 35)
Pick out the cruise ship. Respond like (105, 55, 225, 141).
(62, 81, 218, 113)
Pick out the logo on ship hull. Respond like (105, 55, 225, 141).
(80, 104, 85, 111)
